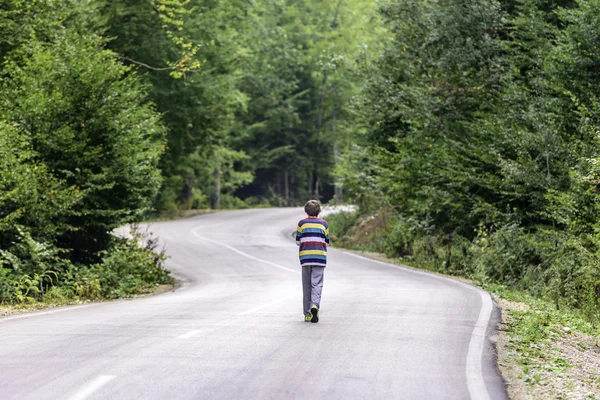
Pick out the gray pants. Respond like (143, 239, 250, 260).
(302, 266, 325, 315)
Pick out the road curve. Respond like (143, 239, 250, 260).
(0, 208, 507, 400)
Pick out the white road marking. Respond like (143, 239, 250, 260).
(466, 292, 493, 400)
(191, 228, 300, 274)
(342, 250, 493, 400)
(212, 322, 286, 328)
(343, 251, 436, 275)
(0, 304, 93, 324)
(178, 330, 202, 339)
(237, 296, 295, 315)
(66, 375, 115, 400)
(195, 234, 283, 239)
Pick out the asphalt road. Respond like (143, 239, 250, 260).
(0, 208, 508, 400)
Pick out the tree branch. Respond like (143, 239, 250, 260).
(115, 55, 175, 71)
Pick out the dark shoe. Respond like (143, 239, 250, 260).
(310, 305, 319, 323)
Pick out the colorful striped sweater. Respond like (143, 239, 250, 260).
(296, 217, 330, 267)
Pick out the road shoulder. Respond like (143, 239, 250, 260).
(0, 283, 175, 319)
(495, 294, 600, 399)
(339, 250, 600, 400)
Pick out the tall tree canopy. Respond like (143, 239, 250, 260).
(0, 0, 168, 302)
(341, 0, 600, 319)
(2, 0, 598, 320)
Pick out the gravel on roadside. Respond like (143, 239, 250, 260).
(495, 296, 600, 400)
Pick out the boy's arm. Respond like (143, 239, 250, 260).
(324, 222, 330, 245)
(296, 224, 301, 246)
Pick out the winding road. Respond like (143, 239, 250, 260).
(0, 208, 507, 399)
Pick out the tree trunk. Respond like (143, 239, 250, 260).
(277, 170, 283, 206)
(313, 170, 319, 200)
(317, 72, 328, 135)
(332, 107, 342, 204)
(182, 177, 193, 209)
(284, 169, 289, 205)
(212, 167, 221, 209)
(333, 143, 342, 204)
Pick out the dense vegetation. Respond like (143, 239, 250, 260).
(338, 0, 600, 321)
(94, 0, 380, 209)
(0, 0, 170, 303)
(1, 0, 599, 322)
(0, 0, 380, 304)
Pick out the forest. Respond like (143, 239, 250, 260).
(1, 0, 600, 321)
(0, 0, 379, 303)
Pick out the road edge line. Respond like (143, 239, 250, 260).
(191, 227, 300, 275)
(66, 375, 116, 400)
(0, 304, 95, 324)
(466, 291, 493, 400)
(342, 250, 493, 400)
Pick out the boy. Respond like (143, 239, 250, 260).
(296, 200, 330, 323)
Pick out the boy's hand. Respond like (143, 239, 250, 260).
(295, 224, 301, 246)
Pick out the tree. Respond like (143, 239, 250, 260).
(1, 31, 165, 262)
(235, 0, 382, 205)
(96, 0, 252, 210)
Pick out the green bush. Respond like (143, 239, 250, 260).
(0, 4, 169, 307)
(0, 122, 81, 248)
(382, 216, 418, 258)
(90, 229, 171, 298)
(325, 211, 360, 243)
(470, 224, 541, 288)
(332, 207, 600, 322)
(0, 226, 171, 304)
(0, 229, 72, 303)
(1, 30, 165, 262)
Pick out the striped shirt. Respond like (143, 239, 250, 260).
(296, 217, 330, 267)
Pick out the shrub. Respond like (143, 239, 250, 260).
(326, 210, 360, 243)
(1, 30, 165, 262)
(470, 224, 540, 287)
(0, 229, 73, 303)
(86, 228, 172, 299)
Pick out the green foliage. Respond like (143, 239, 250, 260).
(71, 0, 384, 211)
(0, 228, 71, 303)
(335, 144, 383, 211)
(0, 122, 82, 245)
(7, 0, 600, 326)
(2, 31, 166, 261)
(97, 0, 254, 211)
(334, 0, 600, 321)
(0, 227, 171, 304)
(228, 0, 384, 205)
(81, 228, 172, 299)
(325, 210, 360, 242)
(0, 0, 169, 305)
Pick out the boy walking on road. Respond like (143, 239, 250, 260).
(296, 200, 330, 323)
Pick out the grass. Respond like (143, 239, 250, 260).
(0, 299, 82, 318)
(487, 283, 600, 338)
(492, 289, 600, 398)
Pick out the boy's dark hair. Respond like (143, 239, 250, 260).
(304, 200, 321, 217)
